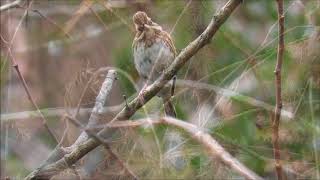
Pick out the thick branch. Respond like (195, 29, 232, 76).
(25, 0, 242, 179)
(0, 0, 23, 12)
(67, 69, 137, 178)
(26, 69, 137, 179)
(54, 117, 264, 180)
(69, 69, 117, 149)
(273, 0, 285, 180)
(65, 116, 138, 180)
(37, 70, 116, 168)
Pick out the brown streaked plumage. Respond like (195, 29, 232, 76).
(132, 11, 176, 117)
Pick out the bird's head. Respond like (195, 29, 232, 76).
(133, 11, 152, 32)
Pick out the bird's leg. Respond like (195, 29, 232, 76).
(123, 95, 130, 110)
(171, 75, 177, 97)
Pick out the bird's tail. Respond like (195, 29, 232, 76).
(164, 98, 176, 117)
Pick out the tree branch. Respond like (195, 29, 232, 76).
(0, 0, 23, 12)
(65, 115, 138, 180)
(50, 116, 264, 180)
(3, 0, 58, 144)
(273, 0, 285, 179)
(13, 64, 58, 142)
(29, 70, 118, 175)
(2, 78, 296, 123)
(25, 0, 243, 179)
(68, 69, 117, 150)
(114, 117, 263, 180)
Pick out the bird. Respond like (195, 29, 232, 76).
(132, 11, 176, 117)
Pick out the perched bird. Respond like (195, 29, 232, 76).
(132, 11, 176, 117)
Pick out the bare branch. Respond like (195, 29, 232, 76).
(37, 116, 263, 180)
(0, 0, 23, 12)
(119, 117, 263, 180)
(2, 79, 296, 123)
(32, 69, 135, 179)
(1, 105, 122, 123)
(272, 0, 285, 179)
(67, 69, 117, 150)
(66, 116, 138, 180)
(176, 80, 294, 118)
(36, 69, 118, 172)
(25, 0, 243, 179)
(13, 64, 58, 142)
(63, 0, 93, 34)
(3, 0, 58, 143)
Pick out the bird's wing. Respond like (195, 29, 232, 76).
(161, 31, 176, 57)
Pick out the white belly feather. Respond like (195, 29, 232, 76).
(133, 39, 175, 81)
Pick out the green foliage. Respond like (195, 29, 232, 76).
(175, 101, 187, 121)
(114, 46, 136, 96)
(5, 155, 29, 178)
(190, 154, 207, 171)
(1, 55, 9, 86)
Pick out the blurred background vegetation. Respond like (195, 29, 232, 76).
(1, 0, 320, 179)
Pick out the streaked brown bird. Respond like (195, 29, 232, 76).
(132, 11, 176, 117)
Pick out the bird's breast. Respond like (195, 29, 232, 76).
(133, 38, 175, 80)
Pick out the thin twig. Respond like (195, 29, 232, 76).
(30, 9, 72, 39)
(4, 1, 58, 144)
(74, 68, 109, 117)
(71, 116, 262, 180)
(89, 6, 110, 31)
(99, 1, 134, 33)
(2, 79, 295, 123)
(25, 0, 243, 179)
(56, 116, 69, 147)
(272, 0, 285, 180)
(1, 105, 122, 123)
(13, 65, 58, 142)
(63, 0, 93, 34)
(66, 116, 138, 180)
(68, 69, 117, 150)
(24, 70, 117, 179)
(309, 79, 319, 179)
